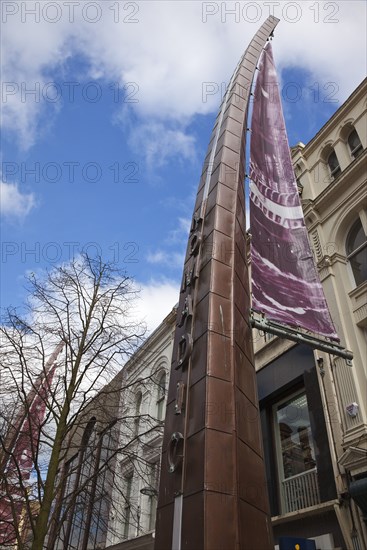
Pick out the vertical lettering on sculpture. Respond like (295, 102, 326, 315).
(177, 216, 203, 370)
(176, 333, 193, 369)
(180, 259, 198, 294)
(176, 293, 194, 370)
(175, 381, 186, 415)
(177, 295, 193, 328)
(170, 212, 203, 483)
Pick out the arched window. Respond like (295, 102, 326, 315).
(346, 219, 367, 286)
(148, 461, 159, 530)
(348, 129, 363, 159)
(123, 473, 133, 539)
(327, 150, 341, 179)
(54, 418, 117, 550)
(134, 392, 142, 436)
(156, 371, 167, 421)
(81, 417, 97, 447)
(56, 417, 97, 550)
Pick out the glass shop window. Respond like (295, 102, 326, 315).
(274, 392, 316, 480)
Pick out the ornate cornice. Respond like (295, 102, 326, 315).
(302, 151, 366, 231)
(338, 446, 367, 476)
(296, 78, 367, 156)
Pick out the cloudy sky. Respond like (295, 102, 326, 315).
(1, 0, 366, 331)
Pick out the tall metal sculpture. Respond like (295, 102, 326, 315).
(155, 16, 279, 549)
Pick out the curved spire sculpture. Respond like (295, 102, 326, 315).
(155, 16, 279, 549)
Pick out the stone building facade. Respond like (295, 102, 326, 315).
(253, 76, 367, 548)
(104, 310, 175, 550)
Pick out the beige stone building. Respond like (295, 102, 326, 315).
(293, 77, 367, 472)
(49, 310, 175, 550)
(253, 76, 366, 548)
(105, 309, 175, 550)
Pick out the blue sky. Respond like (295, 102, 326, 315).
(1, 1, 366, 331)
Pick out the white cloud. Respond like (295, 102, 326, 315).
(147, 250, 184, 269)
(1, 8, 74, 149)
(146, 215, 190, 270)
(0, 180, 36, 219)
(1, 1, 366, 153)
(175, 217, 191, 237)
(164, 216, 191, 245)
(133, 278, 179, 333)
(128, 122, 197, 169)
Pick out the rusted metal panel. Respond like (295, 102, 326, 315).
(155, 16, 279, 550)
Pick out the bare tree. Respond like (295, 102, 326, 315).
(0, 254, 153, 550)
(45, 368, 167, 550)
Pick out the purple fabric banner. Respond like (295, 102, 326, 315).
(249, 43, 338, 340)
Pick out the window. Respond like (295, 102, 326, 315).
(346, 218, 367, 286)
(148, 461, 159, 531)
(327, 150, 341, 179)
(348, 129, 363, 159)
(134, 392, 142, 436)
(273, 392, 320, 513)
(82, 417, 97, 446)
(54, 419, 116, 550)
(85, 425, 116, 549)
(123, 474, 133, 539)
(66, 418, 97, 550)
(53, 455, 79, 550)
(156, 371, 167, 421)
(275, 393, 316, 479)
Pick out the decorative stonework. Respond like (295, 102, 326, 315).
(333, 357, 364, 433)
(311, 230, 323, 262)
(349, 281, 367, 327)
(338, 446, 367, 477)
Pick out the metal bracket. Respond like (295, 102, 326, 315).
(250, 311, 353, 362)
